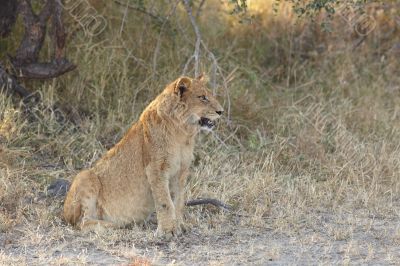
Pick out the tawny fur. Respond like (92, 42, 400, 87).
(63, 76, 223, 237)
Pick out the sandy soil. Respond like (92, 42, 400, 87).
(1, 200, 400, 265)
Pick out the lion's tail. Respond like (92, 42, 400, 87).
(63, 184, 82, 226)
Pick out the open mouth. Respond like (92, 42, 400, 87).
(199, 117, 215, 130)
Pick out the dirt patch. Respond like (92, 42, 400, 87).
(1, 207, 400, 265)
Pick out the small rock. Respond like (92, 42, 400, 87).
(47, 179, 70, 197)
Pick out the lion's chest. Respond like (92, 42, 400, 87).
(167, 143, 194, 176)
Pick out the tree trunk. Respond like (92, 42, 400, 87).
(0, 0, 18, 38)
(0, 0, 76, 99)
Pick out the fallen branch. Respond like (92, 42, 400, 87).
(186, 198, 253, 219)
(185, 198, 232, 211)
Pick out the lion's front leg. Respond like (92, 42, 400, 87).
(173, 168, 190, 233)
(146, 165, 178, 239)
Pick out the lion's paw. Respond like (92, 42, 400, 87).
(155, 223, 180, 240)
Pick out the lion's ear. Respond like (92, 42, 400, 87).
(175, 77, 191, 97)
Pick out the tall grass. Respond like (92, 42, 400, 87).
(1, 0, 400, 233)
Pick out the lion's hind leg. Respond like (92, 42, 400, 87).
(80, 218, 116, 232)
(64, 170, 116, 231)
(79, 190, 117, 231)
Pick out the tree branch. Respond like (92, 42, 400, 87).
(113, 0, 167, 25)
(182, 0, 202, 77)
(17, 0, 36, 26)
(178, 1, 233, 124)
(15, 60, 76, 79)
(38, 0, 54, 24)
(52, 0, 67, 61)
(14, 0, 52, 65)
(195, 0, 206, 19)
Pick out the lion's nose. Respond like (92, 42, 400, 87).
(216, 110, 224, 115)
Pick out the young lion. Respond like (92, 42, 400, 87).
(63, 75, 223, 238)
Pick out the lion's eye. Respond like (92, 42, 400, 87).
(198, 95, 209, 102)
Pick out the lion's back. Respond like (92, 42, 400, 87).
(91, 122, 155, 223)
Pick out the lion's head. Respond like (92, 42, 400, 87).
(160, 75, 224, 131)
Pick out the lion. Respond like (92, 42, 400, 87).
(63, 75, 223, 239)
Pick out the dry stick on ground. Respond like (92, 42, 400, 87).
(186, 198, 232, 211)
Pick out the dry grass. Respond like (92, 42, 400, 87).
(1, 0, 400, 264)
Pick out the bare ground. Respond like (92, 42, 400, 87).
(1, 198, 400, 265)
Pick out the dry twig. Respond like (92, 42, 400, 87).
(113, 0, 168, 25)
(186, 198, 232, 211)
(195, 0, 206, 19)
